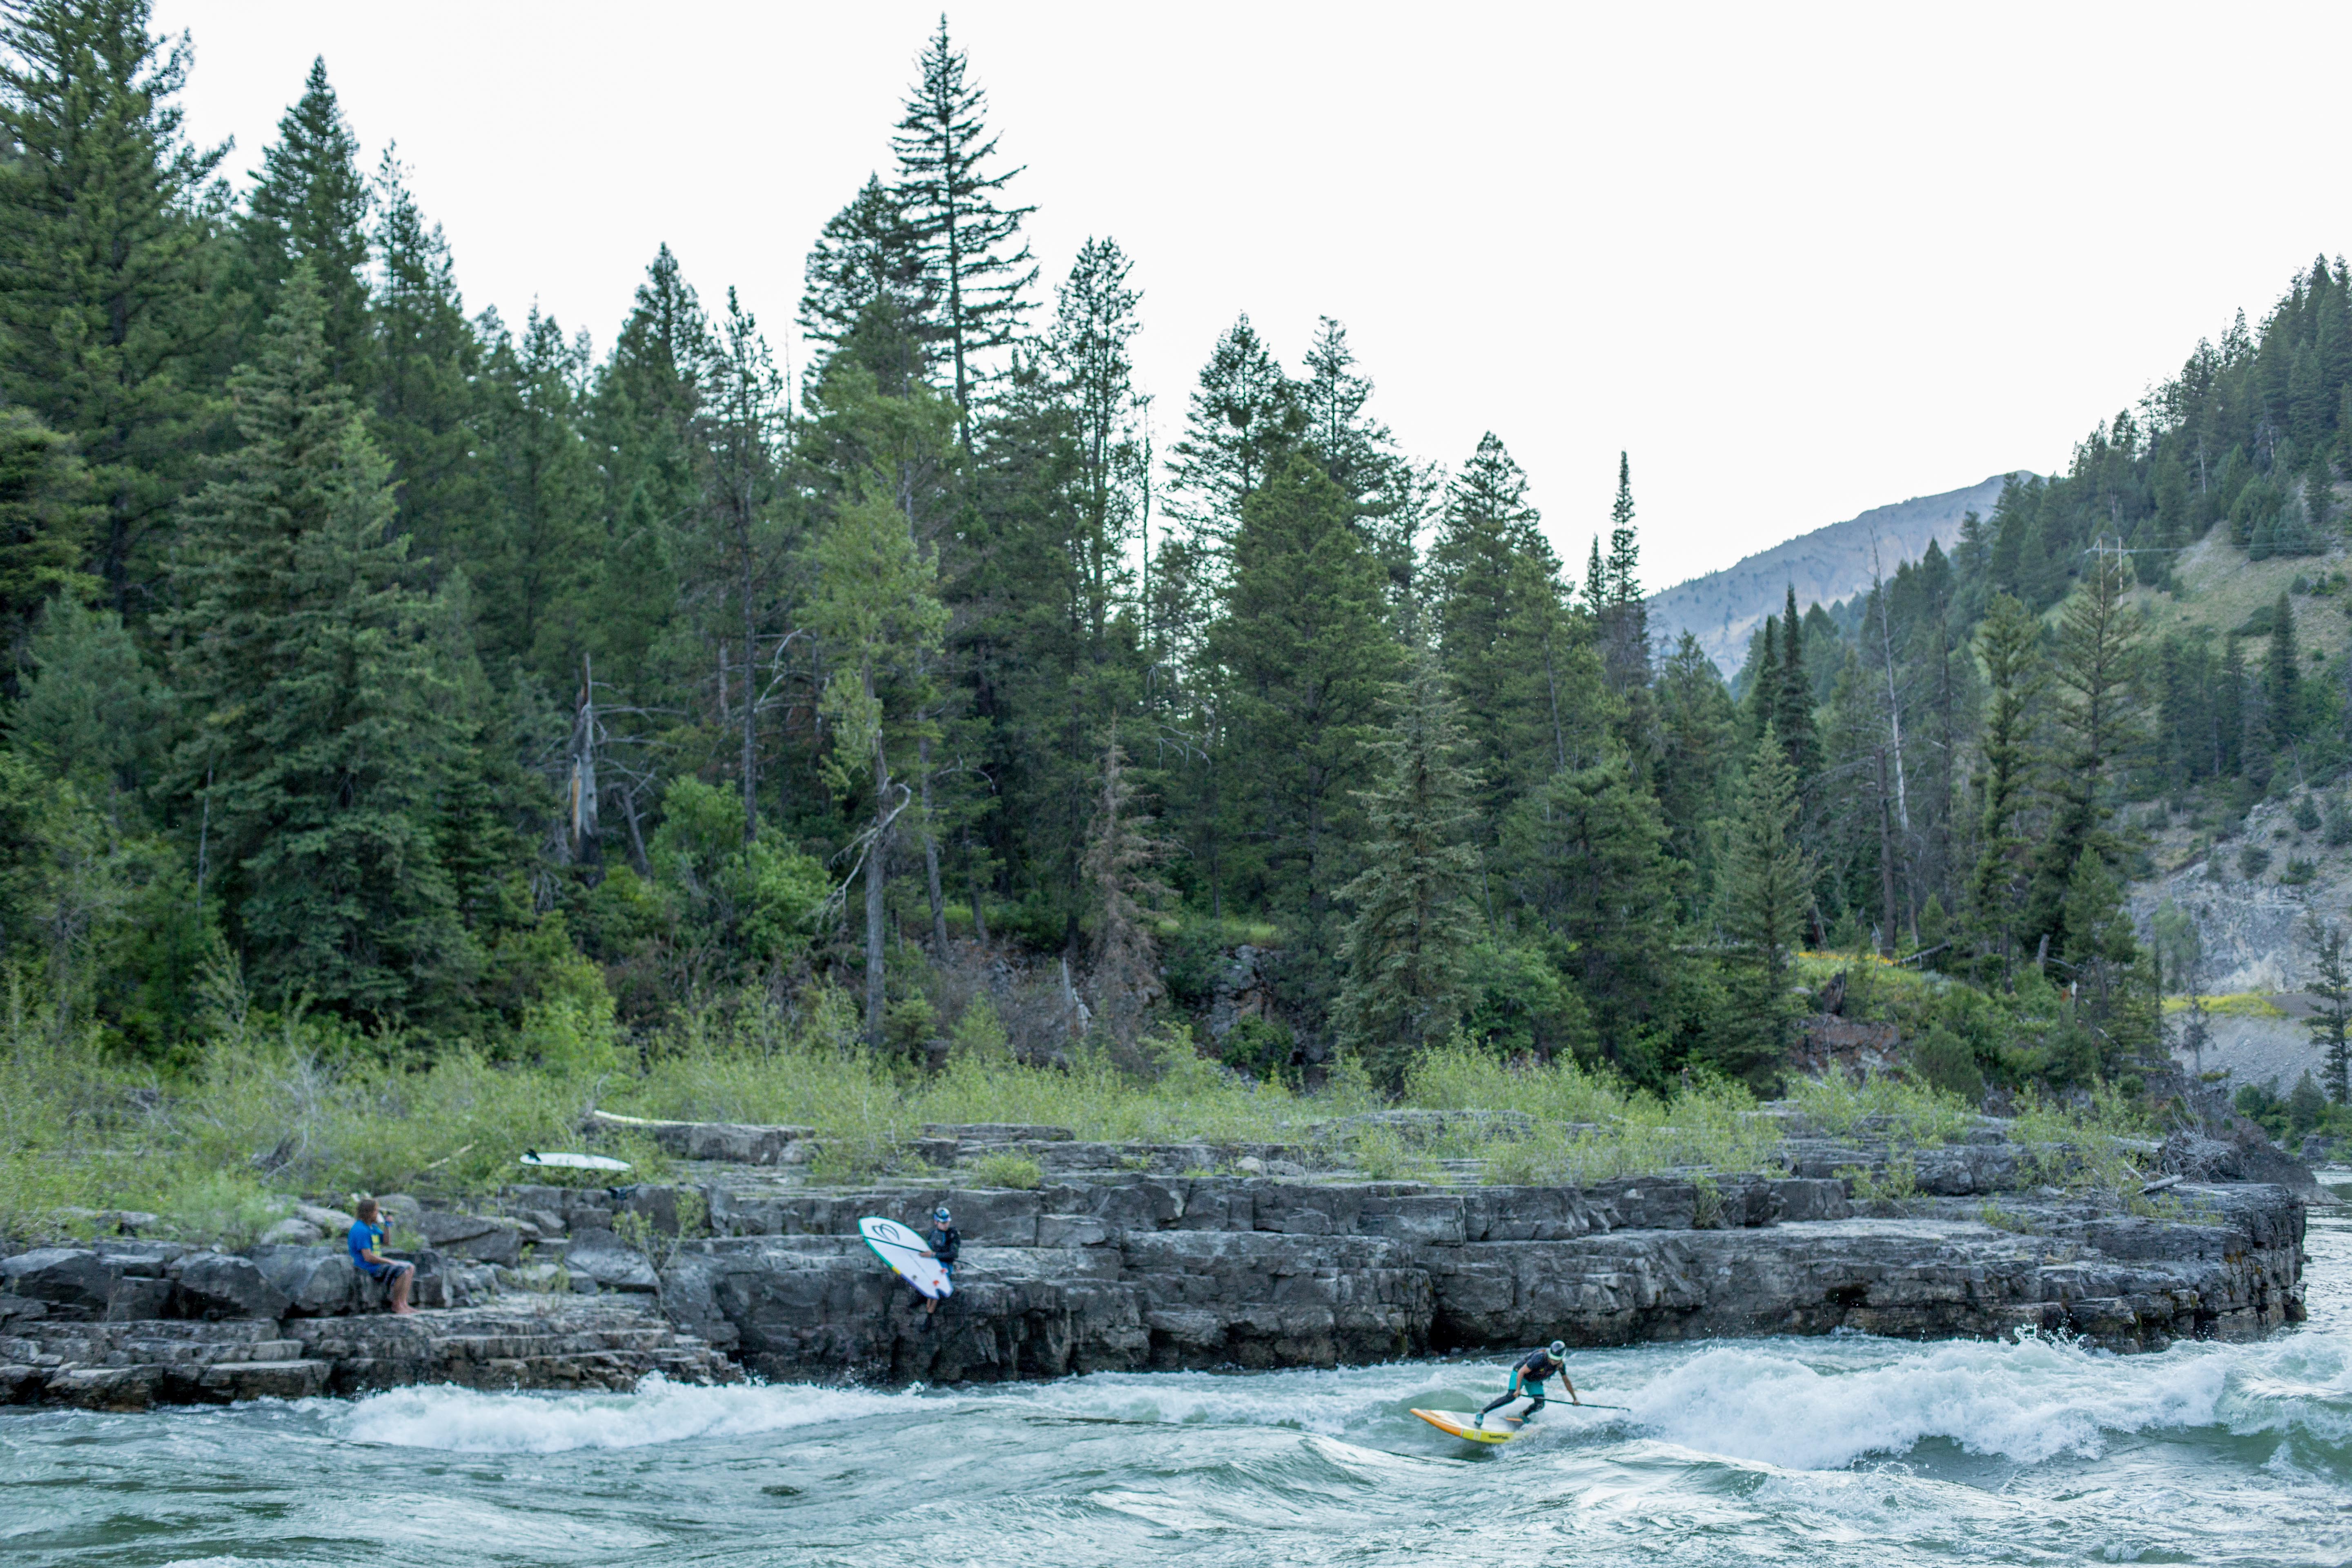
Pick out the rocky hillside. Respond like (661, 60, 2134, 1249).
(2122, 527, 2352, 1092)
(1649, 473, 2022, 674)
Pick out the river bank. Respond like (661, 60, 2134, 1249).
(3, 1211, 2346, 1568)
(0, 1108, 2317, 1410)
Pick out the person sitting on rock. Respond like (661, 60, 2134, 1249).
(348, 1198, 416, 1315)
(1474, 1340, 1577, 1428)
(915, 1205, 960, 1317)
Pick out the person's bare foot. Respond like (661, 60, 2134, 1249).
(392, 1303, 417, 1315)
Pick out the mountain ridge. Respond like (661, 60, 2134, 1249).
(1648, 473, 2025, 674)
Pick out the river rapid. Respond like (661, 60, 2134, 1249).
(7, 1214, 2352, 1568)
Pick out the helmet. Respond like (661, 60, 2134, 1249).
(1548, 1340, 1566, 1358)
(933, 1206, 953, 1224)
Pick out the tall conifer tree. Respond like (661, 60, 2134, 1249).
(1334, 648, 1480, 1084)
(1167, 314, 1300, 559)
(1717, 724, 1811, 1088)
(242, 58, 371, 385)
(167, 264, 469, 1020)
(1209, 454, 1401, 1016)
(0, 0, 227, 610)
(891, 17, 1035, 447)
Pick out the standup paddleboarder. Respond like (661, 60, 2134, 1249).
(914, 1205, 960, 1318)
(1474, 1340, 1577, 1428)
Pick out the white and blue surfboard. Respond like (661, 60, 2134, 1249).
(860, 1216, 953, 1300)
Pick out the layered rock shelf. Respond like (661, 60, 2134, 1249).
(666, 1171, 2305, 1385)
(0, 1114, 2313, 1410)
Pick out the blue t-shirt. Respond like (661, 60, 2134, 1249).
(347, 1219, 387, 1268)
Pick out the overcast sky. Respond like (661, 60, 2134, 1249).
(150, 0, 2352, 592)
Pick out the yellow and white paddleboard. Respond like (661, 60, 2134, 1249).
(1411, 1408, 1524, 1444)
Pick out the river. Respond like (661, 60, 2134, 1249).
(5, 1213, 2350, 1567)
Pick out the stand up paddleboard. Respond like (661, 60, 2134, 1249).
(520, 1150, 632, 1173)
(860, 1216, 953, 1300)
(1412, 1406, 1527, 1444)
(1413, 1396, 1628, 1444)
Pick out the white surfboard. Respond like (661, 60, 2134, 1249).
(860, 1216, 953, 1300)
(519, 1150, 633, 1173)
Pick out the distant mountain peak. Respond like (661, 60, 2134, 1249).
(1646, 474, 2025, 675)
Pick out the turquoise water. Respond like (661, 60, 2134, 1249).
(5, 1215, 2350, 1567)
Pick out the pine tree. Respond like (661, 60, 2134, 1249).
(0, 0, 227, 609)
(2307, 917, 2352, 1103)
(1716, 724, 1812, 1088)
(242, 58, 372, 385)
(690, 290, 799, 842)
(166, 263, 470, 1021)
(1166, 314, 1300, 558)
(1771, 586, 1820, 782)
(0, 408, 97, 672)
(1428, 432, 1589, 846)
(1083, 735, 1172, 1045)
(1653, 631, 1740, 915)
(1300, 316, 1420, 603)
(1333, 648, 1481, 1084)
(1969, 593, 2043, 977)
(1744, 616, 1780, 740)
(1209, 454, 1402, 1016)
(797, 174, 939, 388)
(2264, 590, 2302, 753)
(2028, 546, 2142, 957)
(1597, 452, 1649, 691)
(583, 246, 706, 710)
(14, 596, 167, 800)
(891, 17, 1035, 447)
(470, 306, 597, 677)
(1049, 235, 1146, 706)
(369, 151, 479, 565)
(809, 366, 956, 1045)
(1502, 742, 1679, 1076)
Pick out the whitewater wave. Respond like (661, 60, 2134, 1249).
(1619, 1329, 2348, 1471)
(338, 1374, 922, 1453)
(330, 1316, 2352, 1473)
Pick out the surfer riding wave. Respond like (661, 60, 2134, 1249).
(1475, 1341, 1577, 1428)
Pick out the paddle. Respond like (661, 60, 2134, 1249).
(1565, 1402, 1633, 1411)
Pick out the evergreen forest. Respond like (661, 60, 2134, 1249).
(8, 1, 2352, 1163)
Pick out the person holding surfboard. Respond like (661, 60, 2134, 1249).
(347, 1198, 416, 1315)
(915, 1206, 960, 1317)
(1473, 1340, 1576, 1428)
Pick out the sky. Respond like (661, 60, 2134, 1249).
(149, 0, 2352, 593)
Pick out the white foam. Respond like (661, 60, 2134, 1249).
(1626, 1333, 2232, 1470)
(337, 1375, 919, 1453)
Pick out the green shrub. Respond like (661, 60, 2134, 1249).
(2240, 844, 2272, 879)
(1219, 1016, 1296, 1083)
(971, 1151, 1044, 1189)
(1911, 1025, 1984, 1105)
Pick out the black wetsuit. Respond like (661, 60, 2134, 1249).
(1477, 1348, 1566, 1423)
(925, 1223, 961, 1272)
(908, 1223, 961, 1314)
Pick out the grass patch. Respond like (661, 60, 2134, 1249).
(970, 1152, 1045, 1190)
(1786, 1074, 1976, 1147)
(2160, 993, 2287, 1018)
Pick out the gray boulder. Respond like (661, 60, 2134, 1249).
(261, 1218, 325, 1246)
(252, 1246, 358, 1315)
(1, 1249, 122, 1314)
(416, 1212, 522, 1267)
(104, 1276, 175, 1321)
(565, 1231, 658, 1292)
(168, 1253, 290, 1321)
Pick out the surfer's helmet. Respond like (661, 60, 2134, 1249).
(934, 1206, 952, 1223)
(1548, 1340, 1566, 1358)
